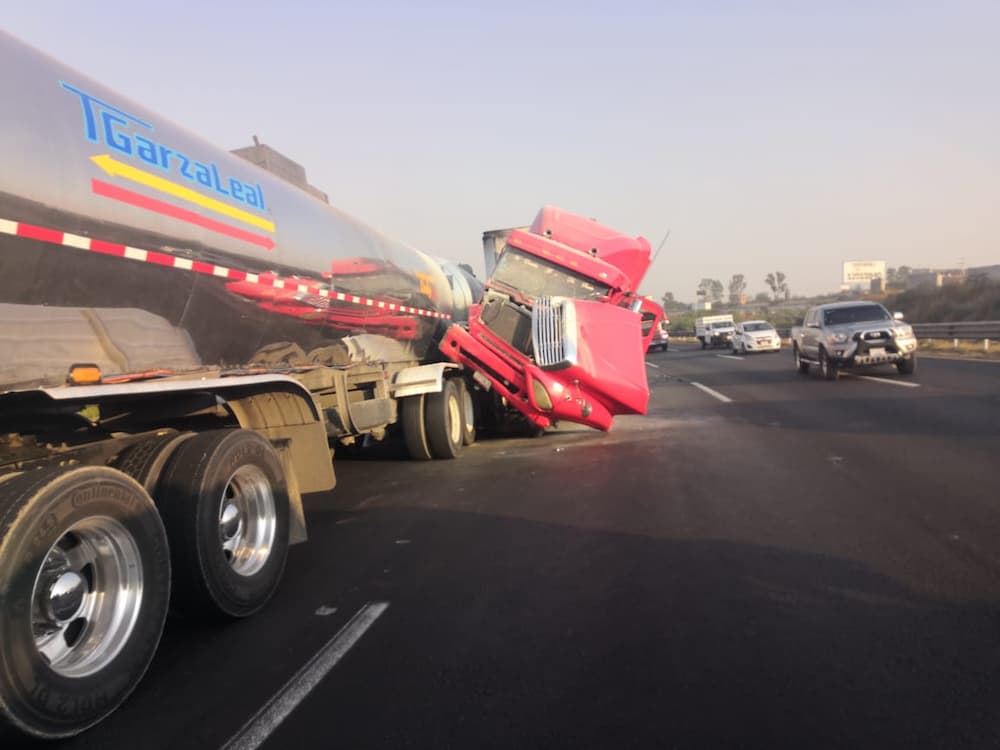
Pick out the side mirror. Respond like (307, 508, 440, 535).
(893, 311, 904, 320)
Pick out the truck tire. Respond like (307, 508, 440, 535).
(819, 348, 839, 380)
(457, 379, 477, 446)
(793, 346, 810, 374)
(401, 395, 433, 460)
(425, 379, 463, 459)
(111, 431, 194, 495)
(896, 355, 916, 375)
(156, 430, 289, 619)
(0, 467, 170, 740)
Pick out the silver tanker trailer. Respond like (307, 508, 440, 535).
(0, 30, 482, 740)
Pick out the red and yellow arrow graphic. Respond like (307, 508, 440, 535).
(91, 154, 275, 233)
(92, 179, 275, 250)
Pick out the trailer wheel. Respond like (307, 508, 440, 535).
(401, 395, 433, 460)
(425, 379, 463, 459)
(0, 467, 170, 740)
(111, 431, 193, 495)
(156, 430, 289, 619)
(457, 380, 477, 446)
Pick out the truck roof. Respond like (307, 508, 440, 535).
(697, 314, 735, 323)
(528, 206, 651, 290)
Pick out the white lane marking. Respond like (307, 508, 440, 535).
(840, 373, 921, 388)
(221, 601, 389, 750)
(716, 354, 743, 360)
(690, 381, 733, 403)
(645, 361, 660, 369)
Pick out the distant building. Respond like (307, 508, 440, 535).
(906, 270, 942, 289)
(967, 264, 1000, 282)
(904, 268, 967, 289)
(231, 136, 329, 203)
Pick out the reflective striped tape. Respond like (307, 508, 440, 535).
(0, 217, 452, 320)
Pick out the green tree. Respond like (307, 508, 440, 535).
(765, 272, 789, 302)
(698, 278, 724, 304)
(728, 274, 747, 304)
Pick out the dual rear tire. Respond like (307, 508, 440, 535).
(402, 378, 474, 460)
(0, 467, 170, 740)
(0, 429, 290, 740)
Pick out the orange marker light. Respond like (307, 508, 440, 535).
(67, 363, 102, 385)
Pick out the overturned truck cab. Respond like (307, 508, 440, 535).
(441, 207, 661, 432)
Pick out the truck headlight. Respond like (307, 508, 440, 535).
(530, 377, 553, 411)
(895, 325, 913, 338)
(831, 333, 849, 344)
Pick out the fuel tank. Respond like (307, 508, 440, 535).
(0, 31, 464, 390)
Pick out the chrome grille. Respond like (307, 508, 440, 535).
(532, 297, 578, 370)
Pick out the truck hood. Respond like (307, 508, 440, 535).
(570, 301, 650, 416)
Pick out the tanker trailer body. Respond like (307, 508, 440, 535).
(0, 31, 480, 740)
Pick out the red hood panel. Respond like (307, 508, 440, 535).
(571, 301, 650, 415)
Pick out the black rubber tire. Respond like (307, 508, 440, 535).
(896, 355, 916, 375)
(819, 348, 839, 380)
(456, 379, 477, 446)
(156, 430, 289, 619)
(111, 431, 193, 495)
(0, 467, 170, 740)
(401, 395, 433, 460)
(794, 346, 810, 374)
(425, 379, 463, 459)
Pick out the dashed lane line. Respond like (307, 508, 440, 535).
(690, 381, 734, 403)
(221, 601, 389, 750)
(840, 373, 921, 388)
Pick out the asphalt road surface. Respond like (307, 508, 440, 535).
(23, 346, 1000, 749)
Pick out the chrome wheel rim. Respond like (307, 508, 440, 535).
(31, 516, 144, 678)
(447, 390, 463, 446)
(218, 465, 276, 577)
(461, 387, 475, 439)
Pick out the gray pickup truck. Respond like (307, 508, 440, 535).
(790, 301, 918, 380)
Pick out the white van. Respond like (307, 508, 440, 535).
(695, 315, 736, 349)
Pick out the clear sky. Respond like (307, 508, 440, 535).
(4, 1, 998, 300)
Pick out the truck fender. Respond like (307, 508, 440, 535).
(391, 362, 461, 399)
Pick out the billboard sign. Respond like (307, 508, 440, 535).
(843, 260, 886, 286)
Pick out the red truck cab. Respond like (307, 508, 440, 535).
(440, 207, 659, 431)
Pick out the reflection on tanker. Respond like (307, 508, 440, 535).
(0, 303, 201, 388)
(224, 256, 442, 340)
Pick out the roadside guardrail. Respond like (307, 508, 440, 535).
(672, 322, 1000, 341)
